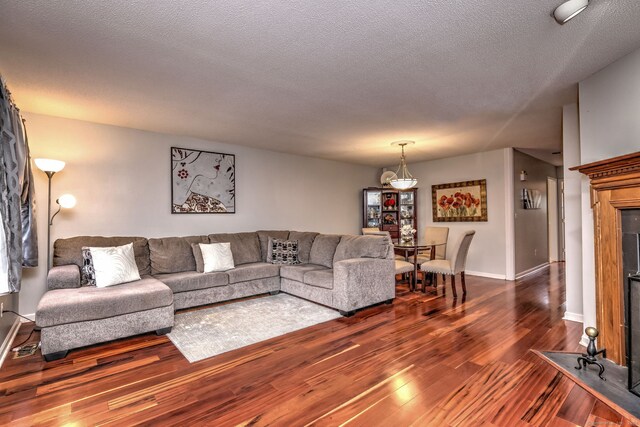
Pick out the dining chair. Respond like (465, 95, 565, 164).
(362, 228, 415, 286)
(419, 230, 475, 298)
(362, 228, 404, 260)
(415, 226, 449, 264)
(362, 227, 383, 235)
(395, 259, 415, 289)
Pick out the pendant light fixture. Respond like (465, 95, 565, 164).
(553, 0, 589, 24)
(390, 141, 417, 190)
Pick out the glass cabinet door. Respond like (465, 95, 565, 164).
(399, 190, 415, 228)
(365, 190, 381, 228)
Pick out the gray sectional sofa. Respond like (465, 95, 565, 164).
(36, 230, 395, 361)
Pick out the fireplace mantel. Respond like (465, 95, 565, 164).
(572, 151, 640, 365)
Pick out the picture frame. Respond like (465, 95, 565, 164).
(171, 147, 236, 213)
(432, 179, 487, 222)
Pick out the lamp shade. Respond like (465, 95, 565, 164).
(57, 194, 77, 209)
(390, 178, 418, 190)
(35, 158, 65, 173)
(553, 0, 589, 24)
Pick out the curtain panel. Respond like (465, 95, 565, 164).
(0, 77, 38, 292)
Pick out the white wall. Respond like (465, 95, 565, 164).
(20, 113, 378, 315)
(562, 103, 583, 324)
(400, 148, 510, 279)
(576, 48, 640, 335)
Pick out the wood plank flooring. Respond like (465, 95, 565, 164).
(0, 263, 636, 426)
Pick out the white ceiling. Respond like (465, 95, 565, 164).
(1, 0, 639, 166)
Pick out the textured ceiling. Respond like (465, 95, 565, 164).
(1, 0, 639, 166)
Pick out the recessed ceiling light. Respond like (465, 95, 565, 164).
(553, 0, 589, 24)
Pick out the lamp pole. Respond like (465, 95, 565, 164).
(44, 171, 54, 273)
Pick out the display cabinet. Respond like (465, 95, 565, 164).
(363, 187, 418, 242)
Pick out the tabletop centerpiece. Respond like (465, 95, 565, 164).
(400, 224, 417, 243)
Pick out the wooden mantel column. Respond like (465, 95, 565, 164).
(571, 151, 640, 365)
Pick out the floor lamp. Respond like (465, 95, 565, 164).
(34, 158, 76, 272)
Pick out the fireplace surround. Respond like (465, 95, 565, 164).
(573, 151, 640, 369)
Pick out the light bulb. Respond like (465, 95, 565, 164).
(57, 194, 77, 209)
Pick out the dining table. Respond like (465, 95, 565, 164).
(394, 239, 447, 291)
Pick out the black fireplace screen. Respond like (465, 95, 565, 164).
(628, 275, 640, 397)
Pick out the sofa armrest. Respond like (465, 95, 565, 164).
(332, 258, 395, 312)
(47, 265, 81, 290)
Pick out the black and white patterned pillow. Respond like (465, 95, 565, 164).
(81, 247, 96, 286)
(267, 238, 300, 265)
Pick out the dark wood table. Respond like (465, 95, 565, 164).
(394, 240, 446, 291)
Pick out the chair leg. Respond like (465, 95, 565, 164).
(461, 271, 467, 295)
(451, 274, 458, 298)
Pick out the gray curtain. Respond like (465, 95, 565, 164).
(0, 77, 38, 292)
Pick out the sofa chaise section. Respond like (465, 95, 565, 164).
(37, 236, 174, 361)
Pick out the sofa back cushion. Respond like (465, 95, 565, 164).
(257, 230, 290, 261)
(333, 235, 391, 263)
(309, 234, 341, 268)
(288, 231, 319, 264)
(148, 235, 209, 274)
(53, 236, 150, 276)
(208, 232, 261, 265)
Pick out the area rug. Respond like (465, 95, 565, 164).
(167, 293, 342, 362)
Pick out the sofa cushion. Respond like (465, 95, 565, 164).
(154, 271, 229, 293)
(148, 236, 209, 274)
(53, 236, 150, 276)
(333, 235, 390, 263)
(208, 232, 261, 265)
(257, 230, 290, 261)
(36, 277, 173, 328)
(309, 234, 341, 268)
(280, 264, 329, 282)
(303, 269, 334, 290)
(288, 231, 319, 264)
(226, 262, 280, 284)
(267, 238, 300, 265)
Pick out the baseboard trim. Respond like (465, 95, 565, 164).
(465, 271, 507, 280)
(515, 263, 550, 280)
(563, 311, 584, 324)
(0, 316, 21, 369)
(22, 313, 35, 322)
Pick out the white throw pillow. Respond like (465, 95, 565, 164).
(88, 243, 141, 287)
(199, 242, 235, 272)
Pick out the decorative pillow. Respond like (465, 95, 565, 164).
(81, 247, 96, 286)
(267, 238, 300, 265)
(88, 243, 141, 287)
(199, 242, 235, 273)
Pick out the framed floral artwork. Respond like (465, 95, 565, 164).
(432, 179, 487, 222)
(171, 147, 236, 213)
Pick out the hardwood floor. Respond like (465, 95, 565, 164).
(0, 264, 635, 426)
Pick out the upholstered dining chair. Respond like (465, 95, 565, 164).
(362, 228, 404, 260)
(362, 227, 384, 235)
(415, 226, 449, 264)
(420, 230, 475, 298)
(362, 228, 414, 285)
